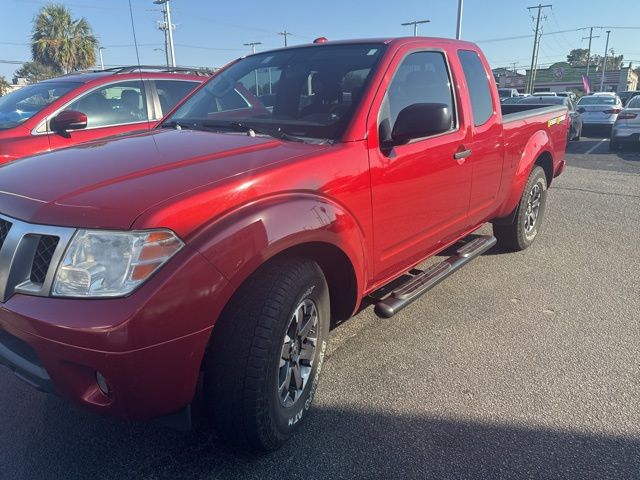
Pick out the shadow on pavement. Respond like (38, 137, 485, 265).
(3, 394, 639, 480)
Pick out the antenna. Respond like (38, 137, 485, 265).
(127, 0, 151, 130)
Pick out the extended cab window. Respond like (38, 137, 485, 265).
(64, 80, 148, 129)
(457, 50, 493, 126)
(379, 51, 455, 143)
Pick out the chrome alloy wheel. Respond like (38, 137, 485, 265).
(524, 183, 542, 236)
(278, 299, 318, 407)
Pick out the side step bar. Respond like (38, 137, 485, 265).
(374, 235, 497, 318)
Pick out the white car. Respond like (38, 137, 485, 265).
(610, 95, 640, 150)
(576, 94, 623, 128)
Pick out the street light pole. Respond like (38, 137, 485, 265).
(154, 0, 176, 67)
(98, 47, 105, 70)
(456, 0, 464, 40)
(401, 19, 430, 36)
(599, 30, 611, 92)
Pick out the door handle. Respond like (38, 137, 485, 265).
(454, 149, 472, 160)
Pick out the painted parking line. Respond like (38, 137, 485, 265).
(585, 138, 608, 155)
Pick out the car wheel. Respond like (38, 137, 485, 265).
(493, 166, 548, 251)
(204, 257, 330, 451)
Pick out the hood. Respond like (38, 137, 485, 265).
(0, 129, 329, 229)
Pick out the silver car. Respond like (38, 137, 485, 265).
(576, 94, 623, 128)
(611, 95, 640, 150)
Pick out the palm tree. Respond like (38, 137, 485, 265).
(31, 4, 98, 74)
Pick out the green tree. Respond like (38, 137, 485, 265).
(566, 48, 591, 67)
(0, 76, 10, 96)
(31, 4, 97, 74)
(13, 61, 57, 83)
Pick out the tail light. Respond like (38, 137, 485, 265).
(604, 108, 621, 114)
(617, 112, 638, 119)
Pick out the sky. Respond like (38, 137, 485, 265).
(1, 0, 639, 80)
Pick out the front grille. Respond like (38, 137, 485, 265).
(30, 235, 59, 284)
(0, 218, 12, 248)
(0, 213, 75, 302)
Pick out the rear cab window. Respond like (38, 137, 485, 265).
(457, 50, 494, 126)
(153, 79, 200, 117)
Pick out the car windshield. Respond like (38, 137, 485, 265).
(164, 43, 386, 142)
(498, 89, 512, 96)
(578, 96, 617, 105)
(0, 81, 79, 130)
(627, 96, 640, 108)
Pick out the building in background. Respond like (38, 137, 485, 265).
(524, 62, 638, 93)
(493, 68, 527, 92)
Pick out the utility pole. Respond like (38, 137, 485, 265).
(531, 30, 543, 91)
(154, 0, 176, 67)
(401, 19, 430, 36)
(582, 27, 600, 81)
(526, 4, 552, 94)
(244, 42, 263, 96)
(511, 62, 518, 73)
(278, 30, 292, 47)
(599, 30, 611, 92)
(456, 0, 464, 39)
(98, 47, 105, 70)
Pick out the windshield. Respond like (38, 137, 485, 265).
(577, 96, 617, 106)
(164, 43, 386, 141)
(498, 89, 513, 97)
(0, 81, 79, 130)
(627, 96, 640, 108)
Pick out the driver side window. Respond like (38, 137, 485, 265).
(64, 81, 148, 129)
(379, 51, 455, 142)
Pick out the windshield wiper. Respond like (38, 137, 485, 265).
(202, 120, 308, 143)
(160, 120, 193, 130)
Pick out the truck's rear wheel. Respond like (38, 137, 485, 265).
(493, 166, 548, 251)
(204, 257, 330, 451)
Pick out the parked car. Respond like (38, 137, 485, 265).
(503, 95, 581, 141)
(498, 88, 519, 101)
(554, 91, 577, 102)
(610, 95, 640, 150)
(618, 90, 640, 106)
(0, 66, 208, 162)
(576, 94, 623, 129)
(0, 37, 567, 452)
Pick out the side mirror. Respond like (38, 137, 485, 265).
(50, 110, 87, 136)
(576, 107, 586, 114)
(390, 103, 452, 145)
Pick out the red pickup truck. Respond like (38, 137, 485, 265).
(0, 37, 567, 451)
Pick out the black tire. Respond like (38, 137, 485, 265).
(204, 257, 330, 451)
(493, 166, 548, 251)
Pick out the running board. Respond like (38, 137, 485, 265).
(374, 235, 497, 318)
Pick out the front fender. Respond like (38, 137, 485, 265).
(496, 129, 552, 219)
(188, 193, 368, 300)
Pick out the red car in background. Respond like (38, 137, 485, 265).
(0, 66, 208, 162)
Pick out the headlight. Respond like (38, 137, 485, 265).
(52, 229, 183, 298)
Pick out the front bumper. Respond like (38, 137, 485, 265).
(0, 245, 230, 420)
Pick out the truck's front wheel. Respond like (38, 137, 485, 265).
(493, 166, 548, 251)
(204, 257, 330, 451)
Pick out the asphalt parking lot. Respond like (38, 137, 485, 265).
(1, 134, 639, 480)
